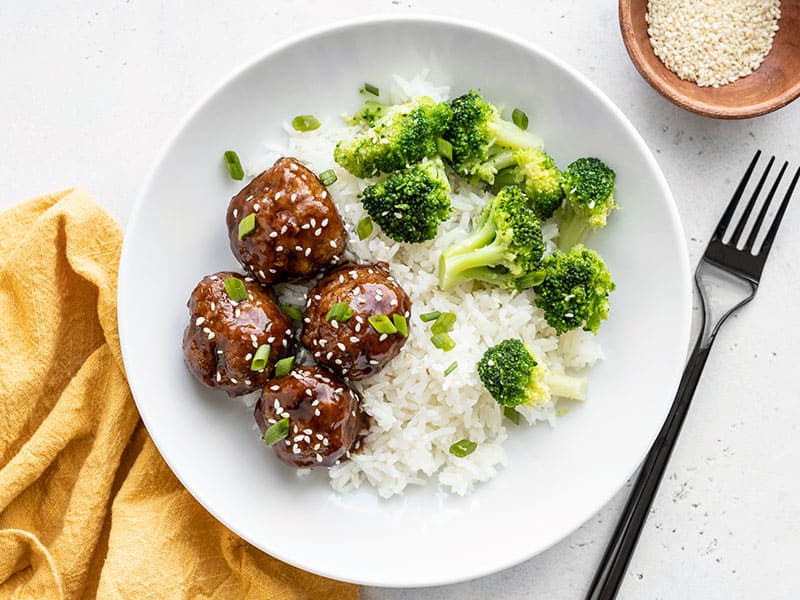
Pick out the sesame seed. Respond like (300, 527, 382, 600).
(210, 302, 216, 311)
(235, 308, 241, 318)
(312, 399, 320, 407)
(280, 225, 288, 234)
(303, 428, 312, 435)
(323, 438, 329, 446)
(314, 351, 321, 358)
(233, 208, 239, 218)
(253, 204, 260, 212)
(259, 270, 266, 279)
(230, 377, 238, 384)
(215, 372, 221, 382)
(326, 352, 333, 360)
(337, 342, 346, 351)
(284, 439, 291, 446)
(301, 223, 310, 230)
(349, 336, 359, 343)
(268, 268, 276, 274)
(319, 339, 328, 346)
(314, 442, 320, 450)
(282, 411, 290, 418)
(275, 245, 284, 252)
(268, 418, 276, 424)
(334, 358, 342, 365)
(269, 231, 278, 238)
(291, 193, 297, 201)
(305, 247, 312, 257)
(304, 317, 311, 324)
(316, 453, 323, 463)
(331, 320, 339, 329)
(305, 389, 313, 397)
(295, 245, 303, 252)
(329, 240, 337, 248)
(293, 445, 300, 454)
(369, 359, 379, 365)
(379, 333, 388, 342)
(270, 385, 280, 391)
(321, 191, 328, 199)
(314, 228, 322, 236)
(275, 191, 284, 199)
(321, 218, 329, 226)
(207, 332, 215, 340)
(245, 353, 253, 361)
(267, 336, 275, 344)
(195, 316, 206, 326)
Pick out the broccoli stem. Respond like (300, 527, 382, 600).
(556, 208, 591, 251)
(485, 150, 516, 173)
(439, 242, 509, 289)
(489, 120, 543, 154)
(545, 371, 587, 401)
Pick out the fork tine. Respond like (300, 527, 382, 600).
(711, 150, 761, 242)
(729, 155, 774, 246)
(758, 166, 800, 257)
(743, 161, 787, 251)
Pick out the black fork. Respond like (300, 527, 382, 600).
(586, 151, 800, 600)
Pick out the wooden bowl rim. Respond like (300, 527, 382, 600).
(618, 0, 800, 119)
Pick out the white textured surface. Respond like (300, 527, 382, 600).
(1, 2, 798, 598)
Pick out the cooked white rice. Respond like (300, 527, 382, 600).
(254, 72, 603, 498)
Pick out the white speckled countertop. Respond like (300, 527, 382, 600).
(2, 2, 798, 598)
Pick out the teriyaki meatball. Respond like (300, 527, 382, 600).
(300, 262, 412, 380)
(183, 272, 294, 396)
(254, 365, 365, 468)
(226, 157, 347, 285)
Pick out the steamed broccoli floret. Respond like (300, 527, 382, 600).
(438, 185, 545, 290)
(334, 96, 452, 178)
(477, 338, 587, 407)
(533, 245, 615, 334)
(345, 100, 389, 127)
(493, 147, 566, 219)
(555, 157, 617, 250)
(443, 91, 544, 186)
(360, 156, 452, 243)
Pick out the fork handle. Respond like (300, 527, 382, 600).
(585, 339, 713, 600)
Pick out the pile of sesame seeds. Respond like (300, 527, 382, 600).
(646, 0, 781, 88)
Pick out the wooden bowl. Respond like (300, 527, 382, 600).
(619, 0, 800, 119)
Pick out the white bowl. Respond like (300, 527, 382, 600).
(118, 15, 692, 587)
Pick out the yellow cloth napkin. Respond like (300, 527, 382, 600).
(0, 189, 358, 599)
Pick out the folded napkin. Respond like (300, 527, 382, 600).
(0, 189, 358, 599)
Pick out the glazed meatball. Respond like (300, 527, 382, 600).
(254, 366, 364, 468)
(300, 262, 412, 380)
(183, 272, 294, 396)
(226, 157, 347, 285)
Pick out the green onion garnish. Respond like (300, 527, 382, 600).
(224, 277, 248, 302)
(274, 356, 295, 377)
(357, 216, 373, 240)
(264, 418, 290, 446)
(444, 361, 458, 377)
(430, 312, 456, 335)
(279, 304, 303, 322)
(238, 213, 256, 240)
(392, 314, 408, 337)
(250, 344, 271, 371)
(319, 169, 337, 186)
(449, 439, 477, 458)
(504, 406, 521, 425)
(292, 115, 320, 132)
(368, 314, 397, 335)
(437, 137, 453, 161)
(362, 82, 380, 96)
(223, 150, 245, 181)
(326, 301, 354, 323)
(512, 108, 529, 131)
(419, 311, 441, 323)
(431, 332, 456, 351)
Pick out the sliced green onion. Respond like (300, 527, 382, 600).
(504, 406, 521, 425)
(224, 277, 248, 302)
(274, 356, 295, 377)
(292, 114, 320, 132)
(419, 311, 442, 323)
(430, 312, 456, 335)
(357, 216, 373, 240)
(392, 314, 408, 337)
(319, 169, 337, 186)
(237, 213, 256, 240)
(279, 304, 303, 322)
(264, 418, 290, 446)
(449, 438, 477, 458)
(368, 314, 397, 335)
(444, 361, 458, 377)
(362, 82, 380, 96)
(326, 301, 354, 323)
(512, 108, 529, 131)
(431, 332, 456, 351)
(437, 137, 453, 161)
(223, 150, 245, 181)
(250, 343, 271, 371)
